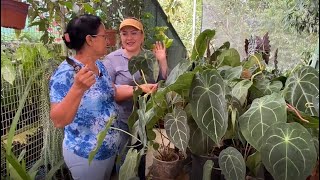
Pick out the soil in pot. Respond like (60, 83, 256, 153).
(150, 151, 180, 180)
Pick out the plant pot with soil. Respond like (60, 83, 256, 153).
(1, 0, 29, 30)
(150, 147, 180, 180)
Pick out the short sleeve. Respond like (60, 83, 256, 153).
(49, 62, 75, 103)
(102, 56, 116, 83)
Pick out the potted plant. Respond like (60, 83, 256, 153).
(122, 29, 319, 180)
(1, 0, 29, 30)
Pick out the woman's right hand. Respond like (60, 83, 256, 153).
(138, 83, 158, 94)
(72, 65, 96, 92)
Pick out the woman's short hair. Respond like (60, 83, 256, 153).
(63, 14, 102, 51)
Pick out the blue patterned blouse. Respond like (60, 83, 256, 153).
(49, 57, 120, 160)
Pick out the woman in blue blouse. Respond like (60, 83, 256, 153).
(49, 14, 157, 180)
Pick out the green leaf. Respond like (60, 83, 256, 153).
(246, 151, 262, 177)
(231, 79, 253, 106)
(190, 69, 228, 145)
(60, 2, 73, 9)
(219, 66, 243, 82)
(128, 49, 159, 83)
(216, 48, 241, 68)
(249, 79, 283, 100)
(202, 160, 213, 180)
(218, 147, 246, 180)
(191, 29, 215, 61)
(1, 58, 16, 84)
(260, 122, 317, 180)
(239, 93, 287, 150)
(83, 3, 95, 14)
(287, 108, 319, 128)
(88, 115, 116, 164)
(188, 116, 215, 155)
(119, 148, 140, 180)
(164, 107, 190, 153)
(165, 60, 192, 86)
(5, 153, 31, 180)
(283, 66, 319, 116)
(44, 159, 64, 180)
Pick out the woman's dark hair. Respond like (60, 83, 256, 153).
(63, 14, 102, 51)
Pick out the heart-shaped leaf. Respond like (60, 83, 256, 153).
(164, 107, 190, 153)
(239, 93, 287, 150)
(231, 79, 253, 106)
(128, 49, 159, 83)
(191, 29, 215, 61)
(119, 148, 140, 180)
(219, 147, 246, 180)
(190, 69, 228, 145)
(283, 66, 319, 116)
(260, 122, 317, 180)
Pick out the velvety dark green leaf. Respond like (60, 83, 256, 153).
(203, 160, 214, 180)
(283, 66, 319, 116)
(191, 29, 215, 61)
(220, 66, 243, 82)
(218, 147, 246, 180)
(187, 114, 215, 156)
(164, 107, 190, 153)
(239, 93, 287, 150)
(128, 49, 159, 83)
(246, 151, 262, 177)
(260, 122, 317, 180)
(190, 69, 228, 145)
(231, 79, 253, 106)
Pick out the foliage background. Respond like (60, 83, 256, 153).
(158, 0, 319, 71)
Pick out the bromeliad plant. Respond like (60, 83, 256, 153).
(122, 29, 319, 180)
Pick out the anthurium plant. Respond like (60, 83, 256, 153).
(121, 29, 319, 180)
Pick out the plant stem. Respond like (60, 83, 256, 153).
(286, 103, 310, 123)
(110, 127, 142, 143)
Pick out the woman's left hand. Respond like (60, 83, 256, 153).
(153, 41, 167, 63)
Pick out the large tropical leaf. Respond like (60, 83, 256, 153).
(283, 66, 319, 116)
(190, 69, 228, 145)
(165, 60, 192, 86)
(164, 107, 190, 153)
(239, 93, 287, 150)
(119, 148, 140, 180)
(218, 147, 246, 180)
(231, 79, 253, 106)
(128, 49, 159, 83)
(260, 122, 317, 180)
(191, 29, 215, 61)
(249, 78, 283, 100)
(216, 48, 241, 68)
(219, 66, 243, 82)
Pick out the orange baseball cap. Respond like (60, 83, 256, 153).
(119, 18, 144, 33)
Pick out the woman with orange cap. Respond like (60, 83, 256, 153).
(102, 17, 168, 178)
